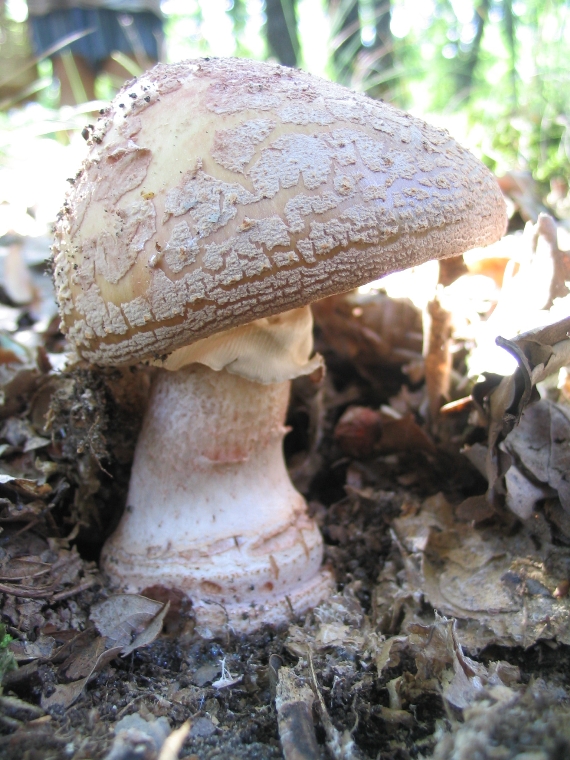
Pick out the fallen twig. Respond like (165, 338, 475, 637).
(275, 662, 320, 760)
(51, 577, 97, 602)
(0, 582, 55, 598)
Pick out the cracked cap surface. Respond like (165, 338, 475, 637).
(54, 57, 507, 367)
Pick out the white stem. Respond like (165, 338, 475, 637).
(101, 363, 332, 633)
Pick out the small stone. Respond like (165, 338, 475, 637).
(191, 663, 221, 687)
(189, 716, 217, 738)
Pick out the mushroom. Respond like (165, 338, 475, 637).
(53, 58, 506, 632)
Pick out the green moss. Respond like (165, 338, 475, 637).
(0, 623, 17, 691)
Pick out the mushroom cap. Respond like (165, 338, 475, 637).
(53, 58, 506, 367)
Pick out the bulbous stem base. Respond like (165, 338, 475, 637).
(101, 364, 332, 633)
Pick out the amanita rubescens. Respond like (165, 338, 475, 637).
(53, 58, 506, 632)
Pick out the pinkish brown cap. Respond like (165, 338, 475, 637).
(53, 58, 506, 369)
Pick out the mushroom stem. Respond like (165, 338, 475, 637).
(101, 363, 332, 632)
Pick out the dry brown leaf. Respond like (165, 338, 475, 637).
(40, 676, 91, 713)
(333, 406, 383, 458)
(121, 601, 170, 657)
(287, 589, 371, 660)
(466, 214, 569, 381)
(375, 636, 408, 674)
(90, 593, 168, 655)
(0, 499, 46, 523)
(503, 400, 570, 512)
(9, 635, 56, 662)
(312, 290, 423, 382)
(375, 413, 436, 455)
(373, 616, 520, 720)
(60, 635, 107, 681)
(504, 465, 553, 521)
(388, 493, 570, 651)
(0, 473, 52, 498)
(41, 643, 122, 712)
(409, 617, 495, 711)
(469, 243, 570, 515)
(0, 335, 42, 420)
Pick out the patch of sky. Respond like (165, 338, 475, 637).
(5, 0, 27, 22)
(297, 0, 330, 77)
(201, 0, 236, 56)
(449, 0, 474, 26)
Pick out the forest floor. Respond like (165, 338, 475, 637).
(1, 134, 570, 759)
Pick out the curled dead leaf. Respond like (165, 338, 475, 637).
(90, 593, 169, 655)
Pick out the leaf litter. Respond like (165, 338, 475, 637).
(0, 166, 569, 759)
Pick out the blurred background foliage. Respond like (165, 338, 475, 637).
(0, 0, 569, 185)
